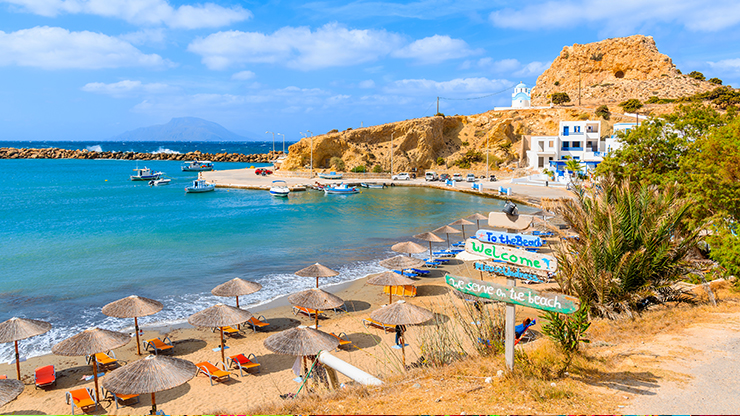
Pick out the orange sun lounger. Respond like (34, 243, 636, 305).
(86, 351, 118, 370)
(35, 365, 56, 389)
(66, 387, 97, 415)
(247, 315, 270, 332)
(383, 285, 417, 297)
(103, 388, 140, 409)
(330, 332, 353, 349)
(143, 337, 174, 354)
(292, 306, 326, 319)
(212, 326, 241, 337)
(226, 353, 261, 376)
(362, 318, 396, 332)
(196, 361, 232, 385)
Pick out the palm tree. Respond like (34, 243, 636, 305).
(552, 177, 702, 318)
(564, 157, 583, 181)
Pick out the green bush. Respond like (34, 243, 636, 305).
(554, 81, 560, 86)
(646, 96, 676, 104)
(455, 160, 471, 169)
(688, 71, 706, 81)
(709, 77, 723, 85)
(541, 305, 591, 376)
(436, 157, 445, 166)
(619, 98, 643, 113)
(350, 165, 366, 173)
(590, 52, 604, 61)
(461, 141, 469, 146)
(329, 156, 345, 171)
(595, 105, 610, 120)
(372, 164, 382, 173)
(435, 112, 445, 117)
(551, 92, 571, 105)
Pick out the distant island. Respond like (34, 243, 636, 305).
(110, 117, 253, 142)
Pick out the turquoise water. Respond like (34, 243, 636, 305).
(0, 158, 532, 360)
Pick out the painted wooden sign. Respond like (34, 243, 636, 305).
(475, 229, 543, 247)
(474, 261, 548, 283)
(488, 212, 533, 230)
(445, 274, 579, 314)
(465, 240, 558, 272)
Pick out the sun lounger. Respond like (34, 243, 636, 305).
(392, 269, 418, 277)
(143, 336, 174, 355)
(66, 387, 97, 415)
(247, 315, 270, 332)
(409, 268, 430, 275)
(35, 364, 56, 389)
(212, 326, 241, 337)
(424, 260, 441, 268)
(330, 332, 353, 350)
(292, 306, 326, 318)
(452, 241, 465, 247)
(383, 285, 417, 297)
(403, 285, 417, 297)
(0, 375, 5, 380)
(226, 353, 261, 376)
(515, 319, 537, 346)
(196, 361, 232, 385)
(362, 318, 395, 332)
(103, 388, 140, 409)
(86, 351, 118, 370)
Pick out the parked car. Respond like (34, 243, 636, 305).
(425, 171, 439, 181)
(392, 172, 410, 180)
(489, 174, 498, 182)
(466, 173, 476, 182)
(255, 168, 273, 175)
(439, 173, 451, 181)
(452, 173, 463, 181)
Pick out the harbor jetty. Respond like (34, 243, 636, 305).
(0, 146, 283, 163)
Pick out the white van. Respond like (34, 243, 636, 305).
(425, 171, 439, 181)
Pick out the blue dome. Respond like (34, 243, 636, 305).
(515, 82, 527, 89)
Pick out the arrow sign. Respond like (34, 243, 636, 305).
(465, 239, 558, 272)
(445, 274, 579, 314)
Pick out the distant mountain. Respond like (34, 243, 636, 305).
(110, 117, 252, 141)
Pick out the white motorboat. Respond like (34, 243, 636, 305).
(131, 167, 164, 181)
(269, 180, 290, 197)
(149, 178, 171, 186)
(181, 160, 214, 172)
(360, 182, 386, 189)
(185, 179, 215, 193)
(324, 183, 359, 195)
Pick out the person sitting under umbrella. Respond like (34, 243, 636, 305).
(394, 324, 407, 346)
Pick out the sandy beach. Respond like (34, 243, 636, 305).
(0, 249, 555, 415)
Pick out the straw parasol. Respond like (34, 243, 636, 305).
(391, 241, 426, 257)
(367, 271, 416, 304)
(263, 326, 339, 356)
(0, 317, 51, 380)
(414, 231, 445, 257)
(379, 255, 425, 272)
(449, 218, 474, 239)
(211, 278, 262, 330)
(188, 304, 253, 363)
(52, 327, 131, 401)
(466, 213, 488, 228)
(288, 289, 345, 329)
(433, 225, 462, 247)
(102, 295, 163, 356)
(0, 379, 24, 407)
(295, 263, 339, 288)
(370, 300, 434, 368)
(102, 355, 197, 415)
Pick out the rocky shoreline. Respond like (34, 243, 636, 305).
(0, 147, 284, 163)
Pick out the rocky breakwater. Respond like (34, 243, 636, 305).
(0, 147, 284, 163)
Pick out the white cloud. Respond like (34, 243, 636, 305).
(383, 77, 511, 96)
(188, 23, 405, 70)
(708, 58, 740, 71)
(513, 61, 550, 77)
(1, 0, 251, 29)
(358, 79, 375, 88)
(118, 29, 166, 47)
(0, 26, 169, 69)
(391, 35, 482, 63)
(489, 0, 740, 35)
(81, 80, 171, 97)
(231, 70, 256, 80)
(459, 57, 549, 77)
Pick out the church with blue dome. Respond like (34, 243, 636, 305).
(511, 82, 531, 108)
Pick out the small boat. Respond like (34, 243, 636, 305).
(360, 182, 386, 189)
(324, 183, 359, 195)
(318, 171, 343, 179)
(269, 180, 290, 197)
(185, 179, 215, 193)
(149, 178, 171, 186)
(181, 160, 214, 172)
(131, 167, 164, 181)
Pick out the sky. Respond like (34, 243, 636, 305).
(1, 0, 740, 141)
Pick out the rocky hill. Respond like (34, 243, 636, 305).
(531, 35, 717, 105)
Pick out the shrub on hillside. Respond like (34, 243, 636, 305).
(595, 105, 610, 120)
(372, 164, 382, 173)
(328, 129, 339, 134)
(350, 165, 366, 173)
(329, 156, 345, 171)
(436, 157, 445, 166)
(619, 99, 643, 113)
(551, 92, 571, 105)
(708, 77, 723, 85)
(688, 71, 706, 81)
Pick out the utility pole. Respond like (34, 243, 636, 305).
(436, 97, 440, 114)
(390, 132, 394, 176)
(578, 70, 582, 107)
(308, 130, 313, 175)
(265, 131, 275, 152)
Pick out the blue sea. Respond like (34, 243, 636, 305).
(0, 152, 533, 361)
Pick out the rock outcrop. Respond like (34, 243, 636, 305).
(0, 147, 282, 163)
(531, 35, 717, 105)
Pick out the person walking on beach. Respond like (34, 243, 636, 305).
(395, 324, 407, 346)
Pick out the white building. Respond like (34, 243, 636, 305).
(606, 122, 638, 153)
(526, 120, 605, 181)
(511, 82, 531, 108)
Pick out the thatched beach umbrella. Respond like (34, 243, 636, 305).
(263, 326, 339, 356)
(379, 255, 425, 273)
(102, 295, 163, 356)
(466, 213, 488, 229)
(391, 241, 426, 257)
(102, 355, 197, 415)
(433, 225, 462, 247)
(52, 328, 131, 402)
(0, 317, 51, 380)
(0, 379, 24, 407)
(288, 289, 344, 329)
(370, 300, 434, 368)
(188, 304, 253, 363)
(295, 263, 339, 288)
(211, 278, 262, 329)
(414, 231, 445, 257)
(367, 271, 416, 304)
(449, 218, 475, 239)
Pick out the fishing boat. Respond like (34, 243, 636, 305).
(269, 180, 290, 197)
(360, 182, 386, 189)
(185, 179, 215, 193)
(324, 183, 359, 195)
(148, 178, 171, 186)
(131, 167, 164, 181)
(318, 171, 343, 179)
(181, 160, 214, 172)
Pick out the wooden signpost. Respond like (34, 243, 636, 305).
(475, 229, 544, 247)
(487, 212, 533, 230)
(465, 240, 557, 272)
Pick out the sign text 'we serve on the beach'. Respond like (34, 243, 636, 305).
(465, 240, 558, 272)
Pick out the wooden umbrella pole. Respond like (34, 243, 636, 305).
(401, 335, 406, 370)
(92, 359, 100, 405)
(315, 310, 319, 329)
(151, 392, 157, 415)
(14, 340, 21, 380)
(389, 289, 393, 305)
(220, 327, 225, 363)
(315, 276, 319, 288)
(135, 316, 141, 355)
(236, 296, 240, 330)
(428, 241, 432, 258)
(462, 225, 466, 239)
